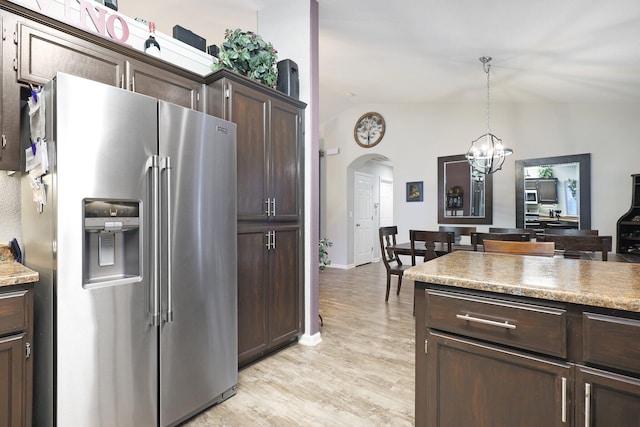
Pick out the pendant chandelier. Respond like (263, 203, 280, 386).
(466, 56, 513, 179)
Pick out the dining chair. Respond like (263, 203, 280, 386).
(489, 227, 537, 239)
(483, 240, 556, 257)
(537, 235, 612, 260)
(543, 228, 599, 236)
(379, 226, 412, 301)
(471, 232, 531, 251)
(409, 230, 455, 265)
(438, 226, 477, 244)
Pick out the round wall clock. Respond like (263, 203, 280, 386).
(354, 112, 386, 148)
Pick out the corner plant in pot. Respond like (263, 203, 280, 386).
(319, 238, 333, 271)
(211, 28, 279, 88)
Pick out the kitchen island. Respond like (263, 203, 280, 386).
(406, 251, 640, 427)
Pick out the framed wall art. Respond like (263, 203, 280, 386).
(406, 181, 423, 202)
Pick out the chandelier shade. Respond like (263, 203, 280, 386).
(466, 56, 512, 178)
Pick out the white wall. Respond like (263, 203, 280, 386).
(0, 173, 22, 244)
(321, 102, 640, 267)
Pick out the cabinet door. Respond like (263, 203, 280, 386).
(426, 331, 571, 427)
(126, 60, 200, 110)
(0, 12, 18, 171)
(17, 22, 124, 86)
(228, 83, 269, 221)
(538, 179, 558, 203)
(268, 227, 300, 347)
(269, 98, 302, 221)
(237, 229, 269, 366)
(576, 365, 640, 427)
(0, 333, 26, 427)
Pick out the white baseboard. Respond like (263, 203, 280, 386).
(299, 332, 322, 346)
(325, 263, 355, 269)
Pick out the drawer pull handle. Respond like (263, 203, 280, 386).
(456, 313, 517, 329)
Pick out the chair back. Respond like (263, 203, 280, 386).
(438, 226, 477, 244)
(483, 240, 556, 257)
(543, 228, 599, 236)
(410, 230, 454, 265)
(537, 235, 612, 260)
(379, 226, 403, 270)
(489, 227, 537, 239)
(471, 232, 531, 251)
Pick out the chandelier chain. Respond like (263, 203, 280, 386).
(486, 60, 491, 134)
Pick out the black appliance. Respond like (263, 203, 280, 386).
(173, 25, 206, 52)
(276, 59, 299, 99)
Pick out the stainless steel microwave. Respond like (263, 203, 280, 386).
(525, 189, 538, 204)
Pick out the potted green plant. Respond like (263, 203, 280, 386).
(211, 28, 279, 88)
(319, 238, 333, 271)
(568, 179, 577, 199)
(539, 166, 553, 179)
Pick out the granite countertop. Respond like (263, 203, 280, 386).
(537, 215, 579, 222)
(0, 261, 39, 287)
(405, 251, 640, 312)
(0, 244, 39, 287)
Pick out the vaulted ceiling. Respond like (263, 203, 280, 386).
(123, 0, 640, 122)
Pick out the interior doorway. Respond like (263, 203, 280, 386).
(379, 178, 394, 227)
(348, 154, 394, 267)
(354, 172, 374, 266)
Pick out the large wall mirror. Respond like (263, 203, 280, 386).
(515, 153, 591, 229)
(438, 154, 493, 224)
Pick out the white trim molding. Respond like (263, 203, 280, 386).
(299, 332, 322, 346)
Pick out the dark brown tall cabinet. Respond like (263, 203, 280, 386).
(207, 69, 306, 367)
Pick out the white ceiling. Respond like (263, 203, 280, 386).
(121, 0, 640, 122)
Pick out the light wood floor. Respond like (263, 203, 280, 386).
(185, 261, 415, 426)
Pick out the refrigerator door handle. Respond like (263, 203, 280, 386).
(162, 156, 174, 323)
(148, 155, 161, 327)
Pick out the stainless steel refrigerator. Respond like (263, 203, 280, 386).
(21, 72, 237, 426)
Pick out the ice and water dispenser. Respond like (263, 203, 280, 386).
(83, 199, 142, 287)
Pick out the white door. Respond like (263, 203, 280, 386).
(379, 178, 393, 227)
(354, 172, 374, 266)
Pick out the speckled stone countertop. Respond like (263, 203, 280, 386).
(405, 251, 640, 312)
(0, 261, 39, 287)
(0, 244, 39, 287)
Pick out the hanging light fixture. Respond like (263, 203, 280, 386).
(466, 56, 513, 179)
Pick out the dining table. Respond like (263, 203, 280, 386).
(389, 241, 471, 258)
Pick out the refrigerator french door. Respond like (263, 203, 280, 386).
(22, 73, 237, 427)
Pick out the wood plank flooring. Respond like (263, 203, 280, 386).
(185, 261, 415, 426)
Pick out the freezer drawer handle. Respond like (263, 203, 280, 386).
(455, 313, 516, 329)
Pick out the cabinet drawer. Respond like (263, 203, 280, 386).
(583, 312, 640, 375)
(426, 290, 567, 358)
(0, 290, 29, 336)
